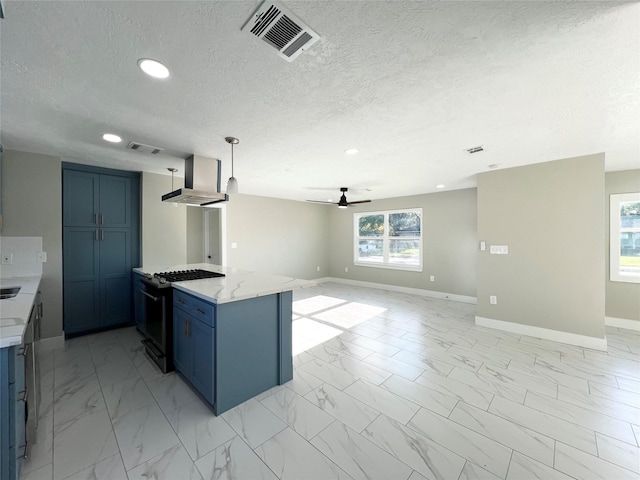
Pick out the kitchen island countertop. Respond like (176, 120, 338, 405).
(133, 263, 315, 304)
(0, 275, 41, 348)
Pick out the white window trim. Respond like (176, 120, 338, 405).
(354, 208, 423, 272)
(610, 192, 640, 283)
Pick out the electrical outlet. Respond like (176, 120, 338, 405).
(37, 252, 47, 263)
(430, 275, 435, 282)
(345, 267, 349, 272)
(1, 254, 12, 265)
(316, 266, 320, 272)
(490, 295, 497, 305)
(231, 242, 237, 249)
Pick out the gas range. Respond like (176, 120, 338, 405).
(143, 268, 225, 289)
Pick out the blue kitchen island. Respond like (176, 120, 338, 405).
(133, 264, 313, 414)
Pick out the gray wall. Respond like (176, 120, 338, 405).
(605, 169, 640, 321)
(186, 206, 204, 263)
(2, 150, 63, 339)
(224, 194, 329, 279)
(141, 171, 187, 267)
(327, 188, 477, 298)
(477, 153, 605, 339)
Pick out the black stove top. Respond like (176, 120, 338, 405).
(143, 269, 225, 288)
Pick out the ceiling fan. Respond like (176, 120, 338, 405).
(307, 187, 372, 209)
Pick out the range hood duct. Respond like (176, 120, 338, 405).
(162, 155, 228, 206)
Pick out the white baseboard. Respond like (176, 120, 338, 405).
(317, 277, 477, 304)
(475, 316, 608, 351)
(605, 316, 640, 332)
(36, 335, 65, 354)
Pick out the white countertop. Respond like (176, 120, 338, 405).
(133, 263, 315, 304)
(0, 276, 41, 348)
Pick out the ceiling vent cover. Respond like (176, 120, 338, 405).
(465, 145, 484, 154)
(127, 142, 164, 155)
(242, 1, 320, 62)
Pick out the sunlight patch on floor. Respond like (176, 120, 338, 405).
(292, 295, 348, 315)
(292, 317, 344, 355)
(311, 302, 388, 330)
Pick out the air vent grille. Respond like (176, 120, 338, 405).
(242, 1, 320, 62)
(127, 142, 164, 155)
(465, 145, 484, 154)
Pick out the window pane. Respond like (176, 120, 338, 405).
(620, 201, 640, 275)
(389, 239, 420, 265)
(389, 212, 421, 237)
(358, 215, 384, 237)
(357, 239, 383, 262)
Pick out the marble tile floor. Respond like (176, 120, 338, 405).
(22, 282, 640, 480)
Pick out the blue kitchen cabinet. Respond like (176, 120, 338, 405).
(62, 164, 140, 336)
(190, 318, 214, 404)
(172, 289, 293, 415)
(132, 272, 145, 332)
(173, 294, 214, 404)
(0, 345, 26, 480)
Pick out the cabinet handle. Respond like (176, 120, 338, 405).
(100, 213, 104, 224)
(18, 442, 28, 459)
(39, 302, 43, 318)
(95, 229, 99, 241)
(19, 343, 30, 357)
(184, 319, 188, 337)
(95, 213, 98, 225)
(18, 386, 28, 403)
(101, 230, 104, 241)
(195, 308, 205, 315)
(177, 298, 185, 304)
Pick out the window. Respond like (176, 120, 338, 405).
(610, 192, 640, 283)
(354, 209, 422, 271)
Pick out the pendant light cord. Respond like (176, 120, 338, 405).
(231, 143, 234, 178)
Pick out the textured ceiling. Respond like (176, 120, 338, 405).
(1, 1, 638, 203)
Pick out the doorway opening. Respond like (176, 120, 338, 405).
(204, 205, 226, 266)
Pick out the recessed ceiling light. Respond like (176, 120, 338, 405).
(102, 133, 122, 143)
(436, 184, 445, 189)
(344, 148, 359, 155)
(488, 164, 500, 169)
(137, 58, 170, 79)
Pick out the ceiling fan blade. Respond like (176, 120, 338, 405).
(347, 200, 372, 205)
(306, 200, 336, 205)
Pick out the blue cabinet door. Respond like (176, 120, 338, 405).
(173, 308, 192, 376)
(100, 228, 132, 328)
(63, 227, 100, 334)
(62, 170, 99, 227)
(190, 318, 214, 404)
(99, 175, 131, 227)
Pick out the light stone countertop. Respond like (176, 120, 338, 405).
(0, 275, 41, 348)
(133, 263, 315, 305)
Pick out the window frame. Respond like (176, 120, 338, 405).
(610, 192, 640, 284)
(353, 208, 423, 272)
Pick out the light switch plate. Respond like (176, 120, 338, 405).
(231, 242, 237, 249)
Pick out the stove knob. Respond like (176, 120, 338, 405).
(159, 277, 167, 284)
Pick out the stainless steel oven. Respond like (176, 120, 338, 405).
(140, 284, 173, 373)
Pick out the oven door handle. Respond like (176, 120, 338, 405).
(140, 290, 161, 302)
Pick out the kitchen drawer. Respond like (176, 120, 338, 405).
(173, 290, 215, 327)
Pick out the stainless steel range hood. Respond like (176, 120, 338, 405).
(162, 154, 228, 206)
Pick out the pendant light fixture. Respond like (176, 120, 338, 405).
(225, 136, 239, 194)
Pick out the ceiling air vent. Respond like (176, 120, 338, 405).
(242, 1, 320, 62)
(465, 145, 484, 154)
(127, 142, 164, 155)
